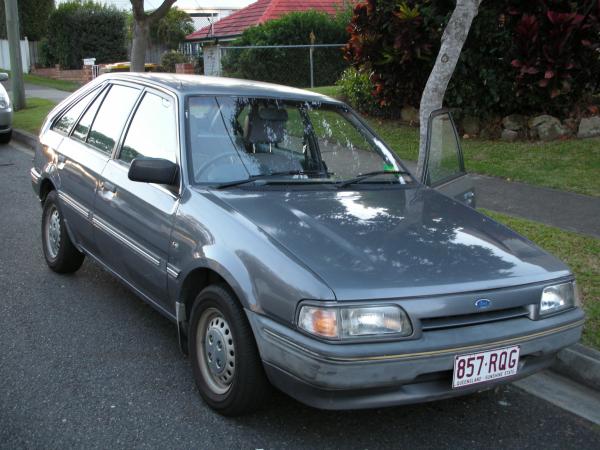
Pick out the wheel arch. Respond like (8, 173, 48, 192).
(177, 263, 249, 324)
(39, 177, 56, 203)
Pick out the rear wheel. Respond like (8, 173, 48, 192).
(189, 284, 270, 415)
(41, 190, 85, 273)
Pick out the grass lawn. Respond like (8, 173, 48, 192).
(24, 73, 81, 92)
(2, 70, 80, 92)
(13, 98, 57, 134)
(482, 209, 600, 350)
(367, 118, 600, 197)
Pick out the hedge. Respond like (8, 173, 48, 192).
(43, 1, 127, 69)
(221, 10, 350, 88)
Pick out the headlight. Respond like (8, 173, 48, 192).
(539, 282, 578, 316)
(0, 86, 10, 109)
(298, 304, 412, 340)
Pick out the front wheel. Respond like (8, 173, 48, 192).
(189, 284, 270, 415)
(41, 190, 85, 273)
(0, 130, 12, 144)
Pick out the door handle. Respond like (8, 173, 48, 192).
(101, 181, 117, 193)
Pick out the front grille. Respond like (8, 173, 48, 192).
(421, 306, 530, 331)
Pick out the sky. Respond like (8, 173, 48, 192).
(55, 0, 256, 11)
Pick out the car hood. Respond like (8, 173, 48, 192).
(206, 186, 570, 300)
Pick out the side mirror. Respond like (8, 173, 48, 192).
(0, 73, 8, 82)
(128, 157, 178, 186)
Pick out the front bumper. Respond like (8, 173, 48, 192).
(247, 308, 584, 410)
(0, 107, 12, 131)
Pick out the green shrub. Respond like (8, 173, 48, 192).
(0, 0, 54, 41)
(336, 67, 380, 115)
(45, 1, 127, 69)
(160, 50, 187, 73)
(221, 10, 350, 88)
(38, 38, 55, 69)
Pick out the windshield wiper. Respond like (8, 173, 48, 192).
(336, 170, 412, 188)
(214, 170, 332, 189)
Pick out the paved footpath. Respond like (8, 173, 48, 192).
(2, 79, 71, 103)
(472, 174, 600, 239)
(1, 142, 599, 450)
(401, 160, 600, 238)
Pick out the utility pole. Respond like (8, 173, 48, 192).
(4, 0, 25, 111)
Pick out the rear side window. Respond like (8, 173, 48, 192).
(72, 88, 107, 142)
(52, 88, 98, 134)
(86, 84, 140, 155)
(119, 92, 177, 163)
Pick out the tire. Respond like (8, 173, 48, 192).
(41, 190, 85, 273)
(189, 284, 271, 416)
(0, 130, 12, 144)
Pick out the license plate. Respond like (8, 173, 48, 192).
(452, 345, 520, 388)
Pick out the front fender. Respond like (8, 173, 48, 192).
(168, 189, 335, 324)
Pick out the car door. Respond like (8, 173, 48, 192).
(421, 109, 476, 207)
(93, 88, 180, 312)
(48, 84, 108, 252)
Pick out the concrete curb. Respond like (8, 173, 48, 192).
(9, 127, 600, 393)
(553, 344, 600, 391)
(12, 128, 39, 151)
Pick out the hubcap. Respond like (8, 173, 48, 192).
(45, 206, 61, 259)
(196, 308, 236, 394)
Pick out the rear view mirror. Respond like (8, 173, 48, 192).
(128, 157, 178, 186)
(0, 73, 8, 82)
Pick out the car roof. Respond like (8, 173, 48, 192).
(96, 72, 342, 104)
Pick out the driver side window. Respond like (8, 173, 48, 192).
(119, 92, 177, 164)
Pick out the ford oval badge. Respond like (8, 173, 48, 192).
(475, 298, 491, 310)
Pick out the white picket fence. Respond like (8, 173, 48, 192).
(0, 38, 31, 73)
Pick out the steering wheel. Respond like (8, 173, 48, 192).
(194, 153, 242, 182)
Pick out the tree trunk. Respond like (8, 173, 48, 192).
(131, 19, 149, 72)
(416, 0, 482, 177)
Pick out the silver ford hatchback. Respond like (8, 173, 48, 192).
(31, 73, 584, 415)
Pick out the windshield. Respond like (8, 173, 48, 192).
(186, 96, 410, 187)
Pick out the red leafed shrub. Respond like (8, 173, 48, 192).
(345, 0, 600, 117)
(510, 1, 600, 113)
(344, 0, 440, 112)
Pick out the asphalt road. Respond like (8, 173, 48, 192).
(1, 143, 599, 449)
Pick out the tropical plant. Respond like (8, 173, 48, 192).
(150, 7, 194, 49)
(344, 0, 600, 117)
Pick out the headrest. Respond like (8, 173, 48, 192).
(244, 107, 288, 144)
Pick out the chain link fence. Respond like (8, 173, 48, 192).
(187, 43, 348, 89)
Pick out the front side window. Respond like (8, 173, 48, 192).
(186, 96, 405, 187)
(120, 92, 177, 163)
(52, 88, 99, 134)
(87, 84, 140, 155)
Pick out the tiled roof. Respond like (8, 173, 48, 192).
(186, 0, 347, 41)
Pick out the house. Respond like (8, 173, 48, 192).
(179, 1, 252, 58)
(185, 0, 348, 76)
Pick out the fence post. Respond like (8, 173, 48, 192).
(309, 32, 315, 88)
